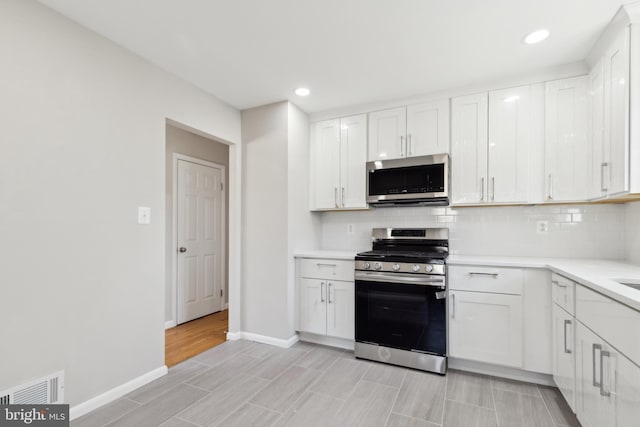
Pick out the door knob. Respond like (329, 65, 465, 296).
(178, 247, 187, 253)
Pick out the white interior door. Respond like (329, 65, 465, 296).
(177, 159, 224, 324)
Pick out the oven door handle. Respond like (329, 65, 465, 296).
(355, 271, 445, 287)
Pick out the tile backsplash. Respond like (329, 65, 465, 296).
(321, 203, 627, 260)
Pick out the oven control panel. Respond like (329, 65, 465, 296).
(355, 260, 445, 275)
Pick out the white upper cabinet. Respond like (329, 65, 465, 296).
(589, 26, 631, 199)
(488, 85, 532, 203)
(368, 101, 450, 161)
(368, 107, 406, 161)
(451, 93, 489, 204)
(310, 114, 367, 210)
(406, 99, 450, 157)
(340, 114, 368, 209)
(545, 76, 589, 202)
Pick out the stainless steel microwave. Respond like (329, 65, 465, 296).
(366, 154, 450, 206)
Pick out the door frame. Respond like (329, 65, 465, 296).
(171, 153, 227, 326)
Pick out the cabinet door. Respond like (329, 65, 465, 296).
(589, 61, 606, 198)
(311, 120, 341, 209)
(488, 85, 531, 203)
(552, 304, 576, 412)
(575, 322, 615, 427)
(603, 28, 630, 196)
(451, 93, 489, 204)
(300, 278, 327, 335)
(340, 114, 367, 209)
(368, 107, 406, 160)
(615, 349, 640, 427)
(449, 290, 523, 367)
(406, 99, 450, 157)
(326, 281, 354, 340)
(545, 76, 589, 202)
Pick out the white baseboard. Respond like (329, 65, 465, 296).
(225, 331, 298, 348)
(69, 366, 168, 421)
(297, 332, 355, 351)
(448, 358, 554, 386)
(164, 320, 177, 330)
(223, 302, 229, 310)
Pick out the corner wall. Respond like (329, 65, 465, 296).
(626, 201, 640, 265)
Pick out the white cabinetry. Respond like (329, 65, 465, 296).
(449, 266, 523, 367)
(310, 114, 367, 210)
(545, 76, 589, 202)
(589, 26, 631, 199)
(368, 100, 449, 161)
(573, 283, 640, 427)
(297, 258, 354, 340)
(451, 85, 541, 205)
(550, 272, 577, 413)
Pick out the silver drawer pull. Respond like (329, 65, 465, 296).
(316, 263, 337, 267)
(469, 272, 499, 277)
(593, 343, 602, 387)
(563, 319, 572, 354)
(600, 350, 611, 397)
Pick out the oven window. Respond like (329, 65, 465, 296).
(368, 163, 445, 196)
(355, 280, 446, 355)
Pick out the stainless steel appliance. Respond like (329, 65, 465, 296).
(366, 154, 450, 206)
(354, 228, 448, 374)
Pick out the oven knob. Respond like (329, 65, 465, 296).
(363, 262, 371, 270)
(412, 264, 421, 272)
(374, 262, 382, 271)
(425, 265, 434, 273)
(392, 263, 400, 271)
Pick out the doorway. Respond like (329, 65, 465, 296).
(165, 124, 231, 364)
(176, 158, 225, 323)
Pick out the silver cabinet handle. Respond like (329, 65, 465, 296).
(316, 263, 336, 267)
(400, 136, 404, 157)
(548, 173, 553, 200)
(600, 350, 611, 397)
(341, 187, 345, 208)
(328, 283, 333, 304)
(451, 293, 456, 319)
(469, 272, 499, 277)
(334, 187, 339, 208)
(480, 177, 485, 202)
(563, 319, 572, 354)
(320, 282, 325, 303)
(491, 177, 495, 202)
(552, 280, 567, 288)
(601, 162, 609, 192)
(408, 134, 412, 155)
(593, 343, 602, 387)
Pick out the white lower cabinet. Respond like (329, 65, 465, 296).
(297, 258, 354, 340)
(449, 290, 523, 367)
(552, 303, 576, 411)
(572, 284, 640, 427)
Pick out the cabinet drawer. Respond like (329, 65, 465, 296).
(576, 284, 640, 366)
(301, 258, 354, 281)
(449, 266, 523, 295)
(551, 273, 575, 315)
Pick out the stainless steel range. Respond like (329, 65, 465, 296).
(354, 228, 448, 374)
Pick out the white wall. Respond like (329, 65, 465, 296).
(0, 0, 240, 407)
(241, 102, 290, 339)
(626, 201, 640, 265)
(322, 204, 626, 259)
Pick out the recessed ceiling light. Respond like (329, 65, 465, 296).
(295, 87, 310, 97)
(523, 29, 550, 44)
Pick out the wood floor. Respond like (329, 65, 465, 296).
(165, 310, 228, 368)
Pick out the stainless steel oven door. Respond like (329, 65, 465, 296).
(355, 271, 447, 356)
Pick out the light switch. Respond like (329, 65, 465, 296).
(138, 207, 151, 225)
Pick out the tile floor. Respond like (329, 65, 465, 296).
(72, 340, 581, 427)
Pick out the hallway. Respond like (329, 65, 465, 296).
(165, 310, 228, 367)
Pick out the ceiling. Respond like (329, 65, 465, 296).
(38, 0, 625, 113)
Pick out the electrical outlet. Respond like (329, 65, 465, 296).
(347, 224, 355, 234)
(536, 220, 549, 234)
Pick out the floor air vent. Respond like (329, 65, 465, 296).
(0, 371, 64, 404)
